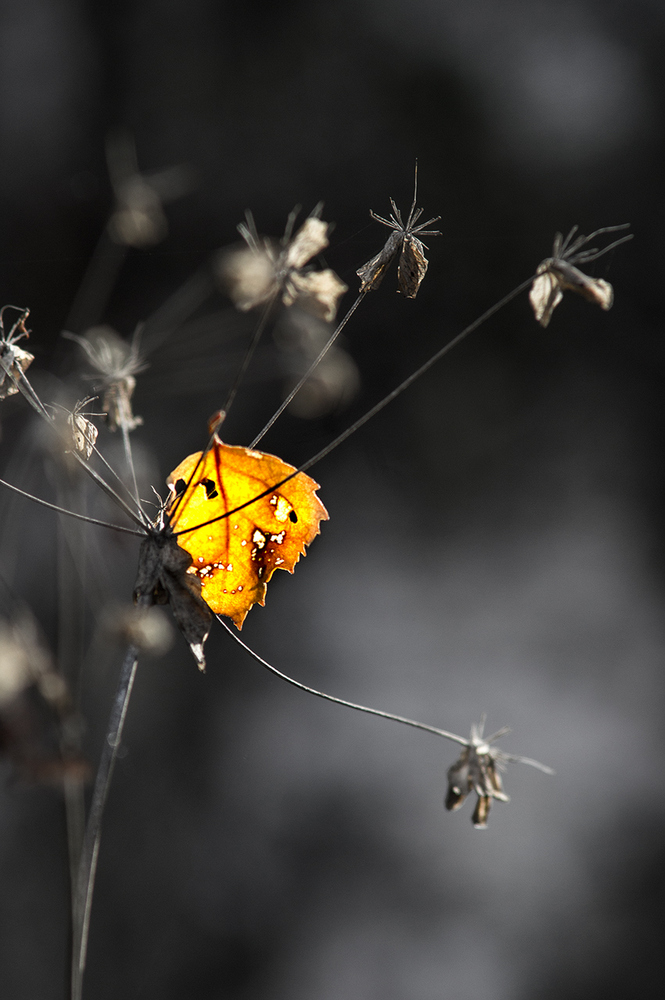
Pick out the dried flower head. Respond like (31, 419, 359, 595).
(60, 397, 103, 460)
(217, 209, 348, 322)
(0, 616, 88, 782)
(445, 719, 554, 829)
(0, 306, 34, 401)
(0, 616, 52, 708)
(529, 223, 633, 327)
(106, 131, 194, 248)
(63, 325, 146, 431)
(357, 167, 441, 298)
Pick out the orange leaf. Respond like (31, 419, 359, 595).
(166, 438, 328, 628)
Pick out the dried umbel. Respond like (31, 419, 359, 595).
(529, 223, 633, 328)
(217, 210, 348, 322)
(357, 168, 441, 298)
(445, 720, 554, 829)
(0, 306, 34, 401)
(63, 325, 146, 431)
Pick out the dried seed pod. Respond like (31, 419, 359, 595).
(529, 224, 632, 328)
(66, 398, 103, 459)
(217, 210, 347, 321)
(106, 131, 194, 248)
(357, 167, 440, 298)
(0, 306, 34, 401)
(63, 325, 146, 432)
(445, 719, 553, 829)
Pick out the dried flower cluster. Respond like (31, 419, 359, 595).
(217, 212, 348, 322)
(529, 224, 632, 328)
(445, 721, 554, 828)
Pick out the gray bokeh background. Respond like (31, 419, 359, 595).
(1, 1, 664, 998)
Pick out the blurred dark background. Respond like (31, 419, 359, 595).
(1, 0, 665, 997)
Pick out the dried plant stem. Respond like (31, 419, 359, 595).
(221, 297, 275, 418)
(64, 229, 128, 335)
(250, 290, 367, 447)
(217, 618, 468, 746)
(56, 483, 88, 943)
(120, 421, 141, 509)
(0, 362, 148, 530)
(71, 621, 146, 1000)
(0, 477, 144, 534)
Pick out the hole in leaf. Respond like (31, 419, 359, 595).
(202, 478, 219, 500)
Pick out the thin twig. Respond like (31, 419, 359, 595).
(217, 618, 468, 745)
(175, 274, 535, 538)
(249, 290, 366, 448)
(221, 296, 276, 418)
(0, 478, 145, 535)
(71, 628, 145, 1000)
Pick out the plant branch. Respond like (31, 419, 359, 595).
(71, 623, 145, 1000)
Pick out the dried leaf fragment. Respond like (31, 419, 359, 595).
(0, 306, 34, 400)
(217, 210, 347, 321)
(166, 437, 328, 629)
(529, 223, 632, 328)
(133, 528, 212, 670)
(357, 167, 440, 297)
(66, 398, 102, 459)
(445, 720, 553, 829)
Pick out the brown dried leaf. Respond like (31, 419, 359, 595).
(133, 530, 213, 671)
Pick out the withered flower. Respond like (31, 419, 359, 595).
(357, 168, 440, 298)
(529, 223, 632, 328)
(217, 210, 348, 322)
(63, 325, 146, 432)
(445, 720, 553, 829)
(0, 306, 34, 401)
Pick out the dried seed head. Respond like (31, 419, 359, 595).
(62, 397, 103, 459)
(445, 719, 553, 829)
(282, 269, 348, 323)
(63, 325, 146, 432)
(0, 615, 68, 713)
(529, 223, 632, 327)
(106, 132, 194, 248)
(217, 210, 347, 321)
(0, 306, 34, 400)
(357, 166, 441, 298)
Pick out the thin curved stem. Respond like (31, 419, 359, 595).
(249, 291, 366, 448)
(217, 617, 468, 746)
(221, 297, 275, 419)
(175, 274, 535, 538)
(0, 477, 145, 535)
